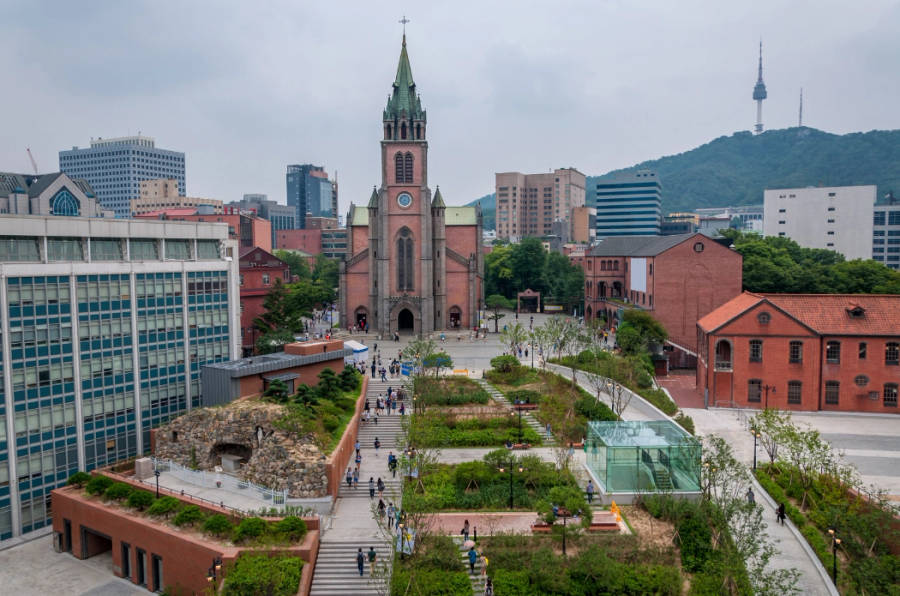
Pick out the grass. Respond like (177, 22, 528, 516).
(411, 411, 543, 447)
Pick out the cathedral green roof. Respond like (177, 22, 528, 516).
(432, 187, 445, 208)
(384, 35, 425, 121)
(349, 204, 477, 227)
(351, 205, 368, 226)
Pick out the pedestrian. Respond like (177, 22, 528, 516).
(368, 545, 377, 574)
(777, 502, 786, 525)
(355, 452, 362, 467)
(357, 547, 365, 576)
(467, 546, 477, 574)
(400, 402, 405, 416)
(387, 502, 396, 528)
(481, 552, 489, 577)
(462, 519, 470, 541)
(374, 437, 381, 455)
(381, 368, 387, 382)
(371, 362, 376, 378)
(369, 477, 375, 499)
(586, 480, 595, 503)
(355, 440, 361, 457)
(485, 577, 494, 596)
(747, 487, 755, 504)
(373, 411, 378, 425)
(364, 398, 370, 413)
(377, 498, 386, 519)
(353, 466, 359, 488)
(545, 422, 552, 439)
(377, 477, 385, 498)
(374, 342, 378, 353)
(473, 526, 477, 542)
(389, 453, 397, 478)
(345, 467, 353, 489)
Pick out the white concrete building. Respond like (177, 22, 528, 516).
(763, 185, 876, 260)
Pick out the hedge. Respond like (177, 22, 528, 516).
(222, 553, 303, 596)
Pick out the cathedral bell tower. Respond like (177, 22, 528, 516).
(368, 33, 436, 337)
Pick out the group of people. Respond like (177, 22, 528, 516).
(747, 487, 788, 525)
(370, 355, 405, 380)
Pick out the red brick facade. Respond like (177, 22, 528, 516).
(136, 209, 272, 252)
(238, 247, 291, 356)
(697, 293, 900, 413)
(276, 228, 322, 253)
(571, 233, 743, 366)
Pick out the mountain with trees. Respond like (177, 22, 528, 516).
(463, 192, 495, 230)
(468, 127, 900, 226)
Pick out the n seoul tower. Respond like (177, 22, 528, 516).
(752, 41, 768, 134)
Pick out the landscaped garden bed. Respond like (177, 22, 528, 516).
(389, 535, 473, 596)
(408, 409, 543, 448)
(413, 376, 490, 406)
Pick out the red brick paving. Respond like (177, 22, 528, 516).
(658, 373, 705, 409)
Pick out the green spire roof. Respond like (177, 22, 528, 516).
(367, 186, 378, 208)
(432, 186, 445, 208)
(385, 35, 425, 121)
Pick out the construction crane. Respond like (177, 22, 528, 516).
(26, 148, 39, 175)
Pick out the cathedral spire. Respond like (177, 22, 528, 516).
(385, 34, 425, 123)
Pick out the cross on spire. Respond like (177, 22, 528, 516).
(399, 15, 410, 44)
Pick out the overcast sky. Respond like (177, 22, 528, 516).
(2, 0, 899, 216)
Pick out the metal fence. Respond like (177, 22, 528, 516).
(150, 457, 287, 505)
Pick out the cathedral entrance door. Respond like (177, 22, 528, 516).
(397, 308, 414, 333)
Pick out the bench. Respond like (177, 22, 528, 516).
(531, 521, 620, 533)
(510, 443, 531, 450)
(511, 403, 538, 411)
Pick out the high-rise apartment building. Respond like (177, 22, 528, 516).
(0, 215, 238, 544)
(494, 168, 586, 241)
(286, 165, 337, 229)
(130, 179, 222, 216)
(591, 170, 662, 238)
(763, 185, 875, 261)
(873, 191, 900, 270)
(59, 136, 185, 218)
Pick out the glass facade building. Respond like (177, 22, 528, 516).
(59, 136, 185, 218)
(586, 420, 701, 494)
(0, 215, 237, 544)
(286, 164, 336, 229)
(591, 170, 662, 238)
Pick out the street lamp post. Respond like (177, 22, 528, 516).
(530, 339, 534, 369)
(207, 556, 223, 585)
(828, 528, 841, 585)
(751, 428, 761, 471)
(498, 462, 524, 509)
(762, 383, 776, 409)
(510, 406, 524, 443)
(154, 469, 160, 498)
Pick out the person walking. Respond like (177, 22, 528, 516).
(355, 440, 361, 458)
(545, 422, 552, 440)
(586, 480, 595, 504)
(345, 467, 353, 489)
(356, 548, 365, 576)
(485, 577, 494, 596)
(467, 546, 478, 574)
(377, 498, 386, 520)
(746, 487, 755, 504)
(777, 502, 786, 525)
(368, 477, 375, 499)
(381, 368, 387, 382)
(462, 519, 470, 541)
(374, 437, 381, 455)
(481, 552, 489, 578)
(352, 467, 359, 489)
(367, 545, 377, 575)
(399, 402, 405, 416)
(371, 361, 376, 378)
(387, 502, 396, 529)
(377, 477, 385, 499)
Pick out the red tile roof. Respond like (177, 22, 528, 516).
(761, 294, 900, 336)
(697, 292, 763, 331)
(698, 292, 900, 337)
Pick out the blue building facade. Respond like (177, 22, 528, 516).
(0, 215, 237, 544)
(591, 171, 662, 238)
(59, 136, 185, 218)
(286, 164, 336, 229)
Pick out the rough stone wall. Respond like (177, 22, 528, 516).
(154, 401, 328, 498)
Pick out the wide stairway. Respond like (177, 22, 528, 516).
(310, 379, 405, 596)
(475, 378, 555, 446)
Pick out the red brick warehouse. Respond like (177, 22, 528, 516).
(570, 233, 743, 367)
(697, 292, 900, 413)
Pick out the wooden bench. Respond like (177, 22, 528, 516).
(531, 521, 619, 533)
(512, 403, 538, 411)
(510, 443, 531, 450)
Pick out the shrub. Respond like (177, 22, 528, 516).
(104, 482, 133, 501)
(233, 517, 269, 543)
(507, 389, 541, 404)
(126, 490, 155, 511)
(640, 388, 678, 415)
(321, 414, 340, 433)
(173, 505, 206, 527)
(339, 366, 361, 391)
(490, 354, 520, 373)
(202, 514, 234, 537)
(390, 569, 472, 596)
(67, 471, 92, 487)
(576, 350, 596, 364)
(574, 394, 617, 422)
(147, 495, 181, 518)
(675, 514, 712, 572)
(274, 516, 307, 541)
(674, 413, 695, 435)
(222, 553, 303, 596)
(85, 475, 113, 496)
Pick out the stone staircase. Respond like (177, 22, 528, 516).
(475, 378, 555, 446)
(310, 540, 392, 596)
(652, 466, 673, 491)
(452, 536, 487, 595)
(310, 379, 406, 596)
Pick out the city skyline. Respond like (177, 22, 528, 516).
(2, 0, 899, 217)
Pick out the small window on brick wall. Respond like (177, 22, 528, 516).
(788, 381, 802, 404)
(824, 381, 840, 405)
(884, 384, 898, 408)
(748, 379, 762, 403)
(749, 339, 763, 362)
(789, 341, 802, 363)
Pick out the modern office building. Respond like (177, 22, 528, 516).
(286, 165, 337, 229)
(763, 185, 876, 260)
(494, 168, 586, 241)
(570, 206, 596, 245)
(229, 195, 296, 249)
(591, 170, 662, 238)
(0, 215, 239, 544)
(694, 205, 763, 231)
(873, 191, 900, 270)
(0, 172, 111, 218)
(130, 179, 222, 216)
(59, 136, 185, 219)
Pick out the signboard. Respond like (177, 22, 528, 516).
(544, 305, 564, 312)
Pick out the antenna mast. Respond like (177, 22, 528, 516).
(798, 88, 803, 127)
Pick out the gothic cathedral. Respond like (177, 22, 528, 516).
(340, 35, 483, 337)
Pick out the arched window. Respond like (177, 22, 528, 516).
(397, 227, 414, 291)
(51, 189, 80, 216)
(416, 123, 422, 139)
(613, 261, 619, 271)
(404, 152, 414, 183)
(385, 124, 392, 139)
(395, 153, 404, 183)
(401, 123, 407, 139)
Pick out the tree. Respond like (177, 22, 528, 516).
(750, 408, 792, 464)
(529, 326, 551, 369)
(536, 485, 593, 556)
(273, 249, 311, 280)
(262, 378, 290, 403)
(312, 254, 339, 291)
(403, 337, 438, 371)
(255, 328, 295, 355)
(253, 279, 302, 334)
(499, 322, 528, 355)
(485, 294, 513, 333)
(422, 351, 452, 377)
(510, 237, 548, 292)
